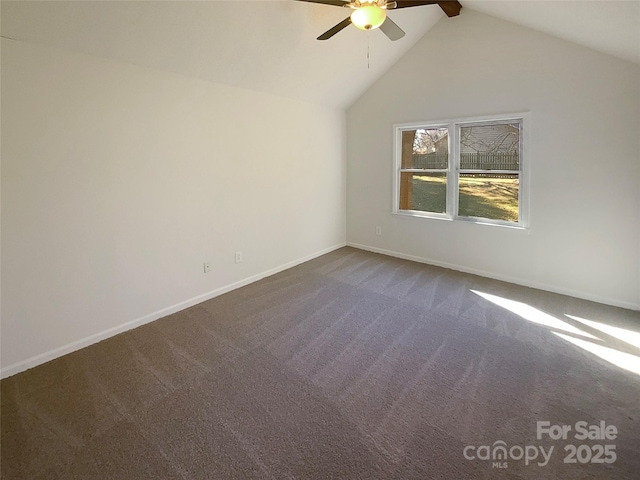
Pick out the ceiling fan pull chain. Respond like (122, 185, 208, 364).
(367, 35, 370, 69)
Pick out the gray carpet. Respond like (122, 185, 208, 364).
(2, 247, 640, 479)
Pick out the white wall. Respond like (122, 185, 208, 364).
(347, 10, 640, 309)
(1, 39, 346, 375)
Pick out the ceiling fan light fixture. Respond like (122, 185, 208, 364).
(350, 5, 386, 31)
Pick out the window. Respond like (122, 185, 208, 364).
(394, 114, 527, 227)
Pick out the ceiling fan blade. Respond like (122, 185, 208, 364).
(437, 1, 462, 17)
(295, 0, 350, 7)
(392, 1, 461, 17)
(392, 1, 440, 8)
(318, 17, 352, 40)
(379, 16, 405, 41)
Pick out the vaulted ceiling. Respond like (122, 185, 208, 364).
(2, 1, 639, 109)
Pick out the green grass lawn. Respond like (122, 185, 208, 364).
(411, 175, 519, 222)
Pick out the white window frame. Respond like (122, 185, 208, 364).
(392, 113, 530, 229)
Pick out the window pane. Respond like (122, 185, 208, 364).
(402, 128, 448, 169)
(400, 172, 447, 213)
(458, 173, 519, 222)
(460, 123, 519, 170)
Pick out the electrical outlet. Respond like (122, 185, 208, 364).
(203, 261, 211, 273)
(235, 251, 243, 264)
(375, 226, 382, 236)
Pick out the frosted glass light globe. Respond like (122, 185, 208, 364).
(350, 5, 386, 31)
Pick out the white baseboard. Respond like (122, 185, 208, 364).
(347, 242, 639, 311)
(0, 242, 347, 379)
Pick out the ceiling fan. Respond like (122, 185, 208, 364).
(296, 0, 462, 41)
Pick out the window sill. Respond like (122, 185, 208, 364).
(393, 210, 529, 232)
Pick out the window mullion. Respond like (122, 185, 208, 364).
(448, 122, 459, 219)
